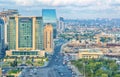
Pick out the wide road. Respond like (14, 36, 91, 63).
(19, 39, 72, 77)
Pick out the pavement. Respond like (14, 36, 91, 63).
(70, 64, 84, 77)
(19, 39, 73, 77)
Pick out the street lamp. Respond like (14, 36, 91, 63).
(83, 62, 86, 77)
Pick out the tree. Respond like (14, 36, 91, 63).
(4, 55, 9, 62)
(114, 74, 120, 77)
(95, 69, 107, 77)
(101, 74, 108, 77)
(109, 62, 118, 71)
(6, 75, 14, 77)
(10, 60, 17, 67)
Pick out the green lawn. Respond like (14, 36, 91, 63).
(8, 69, 21, 74)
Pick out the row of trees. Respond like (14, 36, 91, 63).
(71, 59, 120, 77)
(4, 56, 48, 67)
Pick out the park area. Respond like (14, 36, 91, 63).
(71, 58, 120, 77)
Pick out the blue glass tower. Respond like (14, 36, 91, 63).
(42, 9, 57, 38)
(0, 18, 4, 56)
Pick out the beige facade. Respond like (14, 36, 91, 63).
(15, 16, 36, 50)
(44, 23, 53, 53)
(78, 51, 103, 59)
(0, 68, 2, 76)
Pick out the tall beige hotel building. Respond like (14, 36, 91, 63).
(44, 24, 53, 53)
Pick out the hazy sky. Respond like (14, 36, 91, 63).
(0, 0, 120, 19)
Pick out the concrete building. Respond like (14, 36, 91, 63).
(0, 9, 19, 17)
(44, 23, 53, 53)
(0, 9, 19, 47)
(78, 49, 103, 59)
(6, 16, 45, 57)
(42, 9, 57, 38)
(58, 17, 65, 32)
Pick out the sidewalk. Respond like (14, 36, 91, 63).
(61, 42, 84, 77)
(70, 62, 84, 77)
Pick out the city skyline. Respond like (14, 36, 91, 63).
(0, 0, 120, 77)
(0, 0, 120, 19)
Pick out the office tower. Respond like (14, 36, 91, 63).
(58, 17, 65, 32)
(0, 9, 19, 48)
(42, 9, 57, 38)
(0, 18, 4, 54)
(35, 17, 44, 50)
(44, 23, 53, 53)
(7, 17, 16, 50)
(6, 16, 44, 57)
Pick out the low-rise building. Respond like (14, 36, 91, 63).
(78, 49, 103, 59)
(6, 50, 45, 58)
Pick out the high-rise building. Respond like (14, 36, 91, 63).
(0, 9, 19, 48)
(42, 9, 57, 38)
(0, 18, 4, 54)
(6, 16, 44, 57)
(35, 17, 44, 50)
(44, 23, 53, 53)
(58, 17, 65, 32)
(0, 9, 19, 17)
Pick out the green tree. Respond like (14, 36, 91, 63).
(101, 74, 108, 77)
(114, 74, 120, 77)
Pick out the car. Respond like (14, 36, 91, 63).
(72, 72, 77, 75)
(60, 72, 64, 76)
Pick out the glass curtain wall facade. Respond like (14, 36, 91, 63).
(0, 18, 4, 53)
(42, 9, 57, 38)
(12, 51, 38, 56)
(35, 17, 44, 50)
(7, 16, 44, 57)
(7, 17, 16, 49)
(18, 18, 33, 48)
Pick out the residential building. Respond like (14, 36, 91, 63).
(44, 23, 53, 53)
(78, 49, 103, 59)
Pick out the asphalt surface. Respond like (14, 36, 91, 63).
(19, 39, 73, 77)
